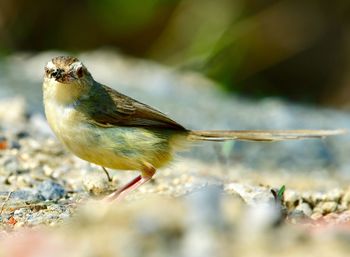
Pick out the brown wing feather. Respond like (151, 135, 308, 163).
(85, 83, 186, 130)
(83, 83, 346, 140)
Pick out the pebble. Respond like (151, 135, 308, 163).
(225, 183, 274, 206)
(156, 184, 170, 193)
(26, 213, 45, 226)
(83, 172, 110, 196)
(6, 175, 18, 185)
(16, 131, 30, 139)
(37, 180, 66, 201)
(310, 212, 323, 220)
(310, 192, 326, 204)
(13, 208, 26, 218)
(51, 165, 71, 179)
(0, 176, 5, 185)
(283, 190, 300, 209)
(313, 201, 338, 215)
(10, 190, 44, 202)
(2, 156, 21, 174)
(295, 202, 313, 216)
(16, 175, 34, 187)
(341, 189, 350, 207)
(43, 165, 55, 177)
(324, 188, 343, 202)
(59, 211, 71, 220)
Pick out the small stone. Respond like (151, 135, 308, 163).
(16, 175, 34, 187)
(283, 190, 300, 209)
(2, 156, 20, 174)
(43, 165, 54, 177)
(324, 188, 342, 202)
(341, 189, 350, 207)
(314, 201, 338, 215)
(51, 165, 70, 179)
(37, 180, 66, 201)
(311, 212, 323, 220)
(11, 190, 44, 202)
(225, 183, 274, 206)
(13, 208, 26, 218)
(310, 192, 326, 204)
(16, 131, 29, 139)
(83, 173, 110, 196)
(0, 136, 8, 150)
(10, 140, 21, 150)
(111, 175, 120, 185)
(0, 176, 6, 184)
(59, 211, 71, 220)
(6, 175, 17, 185)
(47, 204, 62, 212)
(301, 191, 313, 204)
(295, 202, 312, 216)
(172, 178, 181, 185)
(156, 184, 170, 193)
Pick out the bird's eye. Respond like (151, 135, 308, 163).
(51, 70, 58, 77)
(76, 67, 84, 78)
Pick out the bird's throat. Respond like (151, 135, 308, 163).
(44, 80, 86, 105)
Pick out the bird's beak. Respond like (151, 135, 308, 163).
(51, 69, 64, 80)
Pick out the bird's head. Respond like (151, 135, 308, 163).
(43, 56, 94, 104)
(44, 56, 93, 84)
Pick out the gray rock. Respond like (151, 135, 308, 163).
(3, 189, 44, 202)
(37, 180, 66, 201)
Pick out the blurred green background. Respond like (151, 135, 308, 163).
(0, 0, 349, 107)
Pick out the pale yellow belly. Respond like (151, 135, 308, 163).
(59, 124, 174, 170)
(45, 102, 177, 170)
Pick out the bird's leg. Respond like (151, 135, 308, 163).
(104, 163, 156, 202)
(101, 166, 113, 182)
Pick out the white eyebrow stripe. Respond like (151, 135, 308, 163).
(46, 61, 56, 70)
(70, 62, 83, 69)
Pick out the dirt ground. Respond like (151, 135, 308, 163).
(0, 51, 350, 257)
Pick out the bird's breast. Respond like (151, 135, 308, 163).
(43, 99, 175, 170)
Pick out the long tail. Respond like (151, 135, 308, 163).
(188, 129, 346, 142)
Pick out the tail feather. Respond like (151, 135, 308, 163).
(188, 129, 346, 142)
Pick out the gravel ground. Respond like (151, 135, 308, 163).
(0, 50, 350, 257)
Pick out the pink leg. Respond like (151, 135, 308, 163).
(104, 163, 156, 202)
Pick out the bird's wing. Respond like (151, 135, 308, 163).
(85, 84, 186, 130)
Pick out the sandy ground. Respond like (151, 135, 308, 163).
(0, 50, 350, 257)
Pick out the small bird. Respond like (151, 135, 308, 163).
(43, 56, 344, 201)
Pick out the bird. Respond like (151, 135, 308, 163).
(42, 56, 345, 201)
